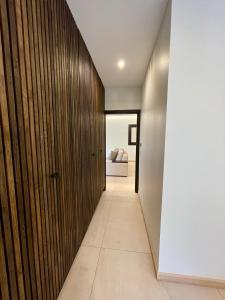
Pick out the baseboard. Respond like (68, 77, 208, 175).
(157, 272, 225, 289)
(137, 194, 158, 276)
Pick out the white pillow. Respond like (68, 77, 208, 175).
(115, 149, 124, 162)
(121, 152, 128, 162)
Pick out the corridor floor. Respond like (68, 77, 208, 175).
(58, 163, 225, 300)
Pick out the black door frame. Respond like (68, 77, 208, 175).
(105, 109, 141, 193)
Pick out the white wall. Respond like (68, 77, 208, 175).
(139, 1, 171, 266)
(105, 87, 142, 110)
(106, 115, 137, 161)
(159, 0, 225, 280)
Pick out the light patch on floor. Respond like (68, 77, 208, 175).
(58, 162, 225, 300)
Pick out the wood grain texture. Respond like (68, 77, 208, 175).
(0, 0, 105, 298)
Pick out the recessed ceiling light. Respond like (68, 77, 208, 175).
(159, 55, 169, 70)
(117, 59, 125, 70)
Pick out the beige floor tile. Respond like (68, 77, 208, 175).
(219, 289, 225, 299)
(106, 183, 135, 192)
(102, 218, 150, 253)
(102, 200, 150, 253)
(108, 200, 142, 223)
(101, 201, 149, 253)
(58, 246, 100, 300)
(90, 249, 170, 300)
(101, 193, 137, 202)
(106, 171, 135, 192)
(82, 200, 111, 247)
(102, 190, 138, 199)
(128, 162, 136, 176)
(161, 281, 223, 300)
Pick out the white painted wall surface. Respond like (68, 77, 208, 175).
(106, 115, 137, 161)
(139, 1, 171, 265)
(159, 0, 225, 280)
(105, 87, 142, 110)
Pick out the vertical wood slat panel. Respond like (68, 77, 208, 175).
(21, 0, 47, 298)
(0, 210, 10, 300)
(42, 0, 61, 294)
(35, 0, 55, 297)
(0, 22, 25, 299)
(48, 0, 64, 288)
(26, 0, 50, 298)
(13, 0, 43, 297)
(38, 0, 58, 296)
(0, 0, 105, 298)
(0, 108, 19, 300)
(0, 0, 32, 298)
(53, 0, 67, 282)
(3, 0, 39, 298)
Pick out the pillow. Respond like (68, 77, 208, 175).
(111, 150, 118, 162)
(121, 151, 128, 162)
(115, 149, 124, 162)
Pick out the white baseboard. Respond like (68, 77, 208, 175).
(157, 272, 225, 289)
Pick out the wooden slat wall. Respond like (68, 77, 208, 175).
(0, 0, 105, 299)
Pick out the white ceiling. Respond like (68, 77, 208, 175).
(66, 0, 168, 87)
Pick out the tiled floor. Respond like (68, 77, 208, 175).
(58, 162, 225, 300)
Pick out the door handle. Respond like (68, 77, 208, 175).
(50, 172, 59, 179)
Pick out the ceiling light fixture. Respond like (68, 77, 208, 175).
(159, 55, 169, 70)
(117, 59, 125, 70)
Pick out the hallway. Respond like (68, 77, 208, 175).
(58, 165, 225, 300)
(1, 0, 225, 298)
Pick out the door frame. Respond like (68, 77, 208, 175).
(105, 109, 141, 193)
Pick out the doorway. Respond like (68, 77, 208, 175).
(105, 110, 141, 193)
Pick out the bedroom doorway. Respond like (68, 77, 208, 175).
(105, 110, 141, 193)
